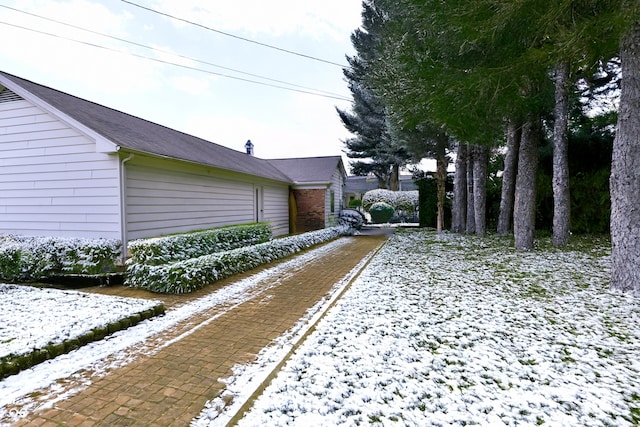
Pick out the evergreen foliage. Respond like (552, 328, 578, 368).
(537, 104, 615, 234)
(126, 226, 353, 294)
(0, 236, 121, 281)
(337, 0, 411, 188)
(347, 0, 638, 289)
(369, 202, 395, 224)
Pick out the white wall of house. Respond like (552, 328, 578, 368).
(0, 96, 121, 239)
(124, 155, 290, 240)
(262, 184, 290, 236)
(325, 167, 345, 226)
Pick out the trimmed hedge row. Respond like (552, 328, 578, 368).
(0, 236, 121, 282)
(126, 226, 353, 294)
(0, 303, 165, 379)
(127, 223, 272, 266)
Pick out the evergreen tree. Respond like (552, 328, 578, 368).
(337, 0, 409, 189)
(611, 19, 640, 293)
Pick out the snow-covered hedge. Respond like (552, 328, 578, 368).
(338, 209, 365, 230)
(362, 189, 419, 213)
(126, 226, 353, 294)
(395, 190, 419, 213)
(127, 223, 271, 266)
(0, 235, 121, 282)
(362, 189, 396, 211)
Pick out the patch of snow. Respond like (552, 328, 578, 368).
(200, 231, 640, 427)
(0, 284, 160, 359)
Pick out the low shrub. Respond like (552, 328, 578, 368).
(127, 223, 271, 266)
(0, 236, 121, 282)
(395, 191, 419, 213)
(348, 199, 363, 209)
(338, 209, 365, 230)
(362, 189, 396, 211)
(126, 226, 354, 294)
(369, 202, 395, 224)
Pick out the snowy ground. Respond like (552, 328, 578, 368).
(197, 230, 640, 426)
(0, 284, 160, 359)
(2, 231, 639, 426)
(0, 238, 358, 424)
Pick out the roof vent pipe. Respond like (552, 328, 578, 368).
(245, 139, 254, 155)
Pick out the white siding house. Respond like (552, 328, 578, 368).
(327, 166, 346, 226)
(0, 71, 344, 253)
(0, 86, 122, 238)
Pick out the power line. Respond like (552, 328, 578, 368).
(0, 22, 352, 101)
(0, 4, 350, 100)
(119, 0, 349, 68)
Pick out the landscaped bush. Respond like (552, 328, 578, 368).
(127, 223, 271, 266)
(362, 189, 396, 211)
(369, 202, 395, 224)
(338, 209, 365, 230)
(395, 191, 419, 213)
(126, 226, 354, 294)
(0, 235, 121, 282)
(348, 199, 363, 209)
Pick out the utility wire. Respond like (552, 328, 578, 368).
(0, 4, 349, 99)
(120, 0, 349, 68)
(0, 21, 352, 101)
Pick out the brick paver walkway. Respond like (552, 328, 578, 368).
(6, 231, 389, 426)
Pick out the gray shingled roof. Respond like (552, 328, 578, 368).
(0, 71, 293, 183)
(268, 156, 343, 184)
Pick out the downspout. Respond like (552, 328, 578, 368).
(119, 153, 135, 265)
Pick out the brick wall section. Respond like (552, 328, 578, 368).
(293, 189, 326, 232)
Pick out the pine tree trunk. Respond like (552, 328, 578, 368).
(497, 119, 520, 236)
(452, 141, 467, 233)
(435, 136, 448, 233)
(473, 145, 488, 235)
(389, 163, 400, 191)
(514, 117, 539, 250)
(553, 61, 571, 246)
(610, 22, 640, 293)
(466, 145, 476, 234)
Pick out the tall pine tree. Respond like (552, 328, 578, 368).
(337, 0, 409, 189)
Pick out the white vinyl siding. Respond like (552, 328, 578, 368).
(325, 168, 345, 226)
(0, 99, 121, 238)
(125, 157, 290, 240)
(263, 184, 289, 236)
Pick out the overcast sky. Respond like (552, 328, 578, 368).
(0, 0, 363, 169)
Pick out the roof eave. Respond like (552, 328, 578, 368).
(0, 74, 119, 153)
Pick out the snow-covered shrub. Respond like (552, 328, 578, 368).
(338, 209, 365, 230)
(126, 226, 353, 294)
(362, 189, 396, 211)
(127, 223, 271, 266)
(0, 235, 121, 281)
(395, 191, 419, 213)
(369, 202, 395, 224)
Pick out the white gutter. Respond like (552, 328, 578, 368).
(119, 152, 135, 265)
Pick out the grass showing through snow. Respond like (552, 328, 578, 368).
(233, 230, 640, 426)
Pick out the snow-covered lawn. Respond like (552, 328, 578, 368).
(203, 230, 640, 426)
(0, 284, 161, 360)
